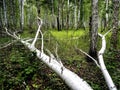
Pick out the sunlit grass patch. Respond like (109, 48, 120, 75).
(50, 29, 86, 40)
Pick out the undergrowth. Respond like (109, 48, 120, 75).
(0, 29, 119, 90)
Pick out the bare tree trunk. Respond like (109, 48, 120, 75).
(88, 0, 98, 60)
(0, 8, 3, 37)
(19, 0, 24, 32)
(77, 0, 81, 28)
(66, 0, 69, 30)
(3, 0, 7, 27)
(105, 0, 108, 27)
(111, 0, 119, 49)
(98, 31, 117, 90)
(74, 0, 77, 29)
(51, 0, 55, 29)
(57, 0, 61, 31)
(79, 0, 85, 29)
(61, 0, 64, 29)
(10, 0, 14, 27)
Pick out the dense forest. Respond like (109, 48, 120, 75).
(0, 0, 120, 90)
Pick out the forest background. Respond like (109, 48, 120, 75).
(0, 0, 120, 90)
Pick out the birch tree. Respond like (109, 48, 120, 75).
(105, 0, 108, 27)
(74, 0, 77, 29)
(19, 0, 24, 32)
(98, 30, 117, 90)
(76, 29, 117, 90)
(5, 17, 93, 90)
(111, 0, 119, 49)
(3, 0, 7, 27)
(57, 0, 61, 31)
(66, 0, 69, 29)
(89, 0, 98, 60)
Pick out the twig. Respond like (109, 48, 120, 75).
(55, 42, 64, 66)
(0, 40, 17, 49)
(45, 49, 55, 59)
(75, 47, 100, 68)
(55, 42, 64, 74)
(39, 25, 44, 53)
(31, 17, 43, 48)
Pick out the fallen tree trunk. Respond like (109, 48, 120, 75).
(21, 40, 92, 90)
(5, 17, 93, 90)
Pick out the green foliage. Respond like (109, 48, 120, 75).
(1, 28, 120, 89)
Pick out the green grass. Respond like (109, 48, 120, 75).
(50, 29, 86, 40)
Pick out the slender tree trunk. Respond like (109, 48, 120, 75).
(61, 0, 64, 29)
(80, 0, 84, 29)
(51, 0, 55, 29)
(11, 0, 14, 27)
(111, 0, 119, 49)
(74, 0, 77, 29)
(19, 0, 24, 32)
(105, 0, 108, 27)
(3, 0, 7, 27)
(0, 8, 3, 37)
(88, 0, 98, 60)
(77, 0, 81, 28)
(66, 0, 69, 30)
(57, 0, 61, 31)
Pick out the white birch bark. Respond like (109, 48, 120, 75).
(76, 29, 117, 90)
(74, 0, 77, 29)
(105, 0, 108, 23)
(98, 30, 117, 90)
(5, 18, 93, 90)
(67, 0, 70, 26)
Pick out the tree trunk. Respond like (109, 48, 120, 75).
(98, 32, 117, 90)
(3, 0, 7, 27)
(105, 0, 108, 28)
(19, 0, 24, 32)
(66, 0, 69, 30)
(88, 0, 98, 61)
(79, 0, 85, 29)
(0, 8, 3, 37)
(77, 0, 81, 28)
(111, 0, 119, 49)
(61, 0, 64, 29)
(51, 0, 55, 29)
(57, 0, 61, 31)
(74, 0, 77, 29)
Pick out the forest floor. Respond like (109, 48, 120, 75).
(0, 29, 120, 90)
